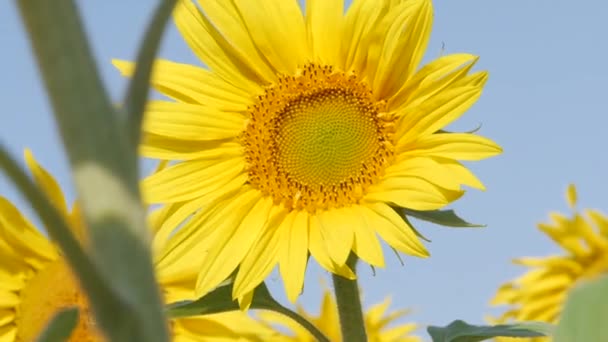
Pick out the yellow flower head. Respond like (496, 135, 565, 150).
(258, 287, 421, 342)
(114, 0, 501, 304)
(489, 184, 608, 341)
(0, 150, 276, 341)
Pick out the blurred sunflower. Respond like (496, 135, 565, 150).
(0, 150, 277, 342)
(258, 287, 420, 342)
(114, 0, 501, 304)
(489, 184, 608, 341)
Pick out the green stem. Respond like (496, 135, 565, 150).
(332, 254, 367, 342)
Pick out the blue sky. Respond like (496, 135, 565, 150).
(1, 0, 607, 336)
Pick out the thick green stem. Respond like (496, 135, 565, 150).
(332, 254, 367, 342)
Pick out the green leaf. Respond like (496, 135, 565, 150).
(554, 275, 608, 342)
(402, 208, 485, 228)
(166, 282, 331, 342)
(36, 307, 79, 342)
(166, 283, 276, 318)
(438, 123, 483, 134)
(427, 320, 552, 342)
(15, 1, 174, 341)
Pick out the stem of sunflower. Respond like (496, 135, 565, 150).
(332, 253, 367, 342)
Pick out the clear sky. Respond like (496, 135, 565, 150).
(1, 0, 607, 337)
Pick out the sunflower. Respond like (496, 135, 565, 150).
(489, 185, 608, 341)
(258, 286, 421, 342)
(113, 0, 501, 304)
(0, 150, 278, 342)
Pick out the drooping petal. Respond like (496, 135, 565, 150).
(232, 206, 288, 298)
(318, 208, 355, 266)
(279, 211, 309, 303)
(157, 188, 259, 284)
(361, 202, 429, 257)
(151, 173, 247, 256)
(308, 213, 356, 279)
(348, 206, 385, 267)
(366, 175, 464, 211)
(385, 156, 485, 191)
(194, 195, 271, 298)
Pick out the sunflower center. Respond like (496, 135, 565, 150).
(244, 64, 394, 212)
(15, 259, 104, 342)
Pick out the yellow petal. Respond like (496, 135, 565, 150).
(142, 158, 246, 203)
(566, 184, 577, 208)
(173, 0, 264, 92)
(0, 291, 19, 309)
(440, 159, 486, 190)
(111, 59, 252, 111)
(371, 0, 433, 99)
(318, 209, 354, 266)
(140, 134, 244, 161)
(390, 53, 478, 110)
(399, 133, 502, 161)
(396, 84, 485, 145)
(309, 213, 356, 279)
(517, 292, 565, 321)
(318, 291, 341, 340)
(196, 0, 278, 83)
(361, 202, 429, 257)
(142, 101, 245, 141)
(0, 322, 16, 342)
(24, 149, 68, 216)
(349, 206, 385, 267)
(195, 195, 271, 297)
(573, 213, 608, 251)
(386, 156, 485, 191)
(366, 297, 391, 324)
(340, 0, 387, 72)
(279, 211, 309, 303)
(588, 209, 608, 238)
(514, 256, 583, 275)
(306, 0, 344, 65)
(366, 175, 463, 211)
(519, 273, 571, 297)
(233, 206, 288, 298)
(233, 0, 308, 74)
(0, 197, 56, 266)
(157, 188, 259, 284)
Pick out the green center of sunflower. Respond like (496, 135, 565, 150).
(244, 64, 395, 212)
